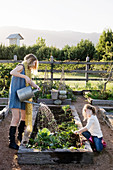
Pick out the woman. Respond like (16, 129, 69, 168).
(9, 54, 40, 150)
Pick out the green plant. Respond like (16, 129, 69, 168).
(27, 121, 80, 150)
(62, 105, 70, 114)
(26, 104, 85, 150)
(85, 88, 113, 100)
(33, 80, 76, 101)
(0, 87, 9, 98)
(28, 128, 62, 150)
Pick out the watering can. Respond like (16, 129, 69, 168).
(17, 86, 40, 106)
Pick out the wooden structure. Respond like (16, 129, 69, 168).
(0, 105, 9, 121)
(99, 107, 113, 130)
(18, 105, 93, 165)
(37, 98, 71, 105)
(88, 98, 113, 106)
(6, 33, 24, 46)
(0, 59, 113, 84)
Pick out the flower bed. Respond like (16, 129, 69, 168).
(84, 90, 113, 100)
(18, 105, 93, 164)
(84, 90, 113, 106)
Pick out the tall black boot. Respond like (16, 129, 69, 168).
(17, 120, 25, 142)
(9, 126, 19, 150)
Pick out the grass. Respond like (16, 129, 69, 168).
(35, 72, 113, 91)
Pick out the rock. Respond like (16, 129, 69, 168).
(59, 90, 67, 95)
(59, 95, 67, 100)
(54, 100, 62, 105)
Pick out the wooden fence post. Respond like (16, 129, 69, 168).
(50, 55, 54, 85)
(14, 55, 17, 61)
(85, 56, 90, 85)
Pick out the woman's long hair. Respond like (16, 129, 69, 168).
(24, 54, 39, 74)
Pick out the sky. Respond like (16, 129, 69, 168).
(0, 0, 113, 33)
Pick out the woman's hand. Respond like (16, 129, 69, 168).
(35, 85, 41, 91)
(29, 79, 41, 90)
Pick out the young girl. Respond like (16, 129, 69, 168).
(8, 54, 40, 150)
(73, 104, 106, 152)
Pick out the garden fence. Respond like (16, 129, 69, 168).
(0, 56, 113, 85)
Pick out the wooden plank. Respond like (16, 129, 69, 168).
(90, 99, 113, 106)
(0, 98, 8, 105)
(0, 105, 9, 120)
(36, 69, 112, 74)
(0, 60, 113, 65)
(99, 106, 113, 110)
(39, 61, 112, 65)
(33, 78, 113, 81)
(52, 70, 108, 73)
(98, 107, 113, 130)
(0, 60, 21, 63)
(18, 151, 93, 164)
(53, 61, 113, 65)
(37, 99, 71, 105)
(105, 112, 113, 128)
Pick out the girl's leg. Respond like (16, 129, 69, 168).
(20, 109, 26, 121)
(18, 109, 26, 142)
(10, 108, 20, 126)
(9, 108, 20, 150)
(82, 131, 95, 150)
(82, 131, 91, 139)
(93, 137, 103, 152)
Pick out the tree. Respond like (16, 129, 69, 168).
(0, 44, 6, 59)
(50, 46, 62, 61)
(26, 44, 40, 56)
(36, 46, 51, 60)
(13, 45, 27, 60)
(36, 37, 46, 47)
(96, 29, 113, 60)
(69, 46, 78, 60)
(76, 39, 96, 61)
(62, 45, 71, 60)
(5, 45, 17, 60)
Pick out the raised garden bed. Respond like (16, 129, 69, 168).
(73, 90, 100, 95)
(88, 98, 113, 106)
(18, 105, 93, 165)
(0, 105, 9, 121)
(0, 98, 8, 105)
(99, 107, 113, 130)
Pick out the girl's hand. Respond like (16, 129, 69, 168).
(35, 85, 41, 91)
(25, 76, 31, 84)
(72, 130, 79, 134)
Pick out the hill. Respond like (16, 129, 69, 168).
(0, 26, 101, 48)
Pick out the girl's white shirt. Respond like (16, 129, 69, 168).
(85, 115, 103, 138)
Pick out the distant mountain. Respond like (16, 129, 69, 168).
(0, 26, 101, 48)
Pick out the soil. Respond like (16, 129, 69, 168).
(37, 106, 73, 130)
(0, 95, 113, 170)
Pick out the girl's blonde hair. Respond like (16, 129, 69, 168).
(24, 54, 38, 71)
(82, 104, 96, 121)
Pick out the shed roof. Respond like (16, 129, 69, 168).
(7, 33, 24, 40)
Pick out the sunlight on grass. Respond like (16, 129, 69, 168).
(36, 72, 113, 90)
